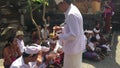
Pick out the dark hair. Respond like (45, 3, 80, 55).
(94, 20, 100, 25)
(22, 52, 38, 58)
(7, 36, 15, 44)
(64, 0, 72, 5)
(90, 37, 97, 42)
(84, 32, 89, 35)
(32, 32, 40, 43)
(22, 52, 30, 58)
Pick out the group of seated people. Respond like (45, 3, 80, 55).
(2, 21, 112, 68)
(3, 27, 64, 68)
(83, 21, 111, 61)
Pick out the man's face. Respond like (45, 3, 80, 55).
(30, 54, 38, 62)
(35, 39, 41, 45)
(17, 35, 24, 40)
(57, 2, 68, 12)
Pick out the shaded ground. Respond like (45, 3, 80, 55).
(0, 31, 120, 68)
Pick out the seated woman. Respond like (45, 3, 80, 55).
(3, 36, 22, 68)
(83, 37, 103, 61)
(93, 22, 109, 55)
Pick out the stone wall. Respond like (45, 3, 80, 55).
(73, 1, 101, 14)
(83, 13, 104, 30)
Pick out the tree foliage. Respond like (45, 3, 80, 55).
(28, 0, 49, 12)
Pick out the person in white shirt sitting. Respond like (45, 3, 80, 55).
(10, 46, 41, 68)
(16, 30, 26, 54)
(83, 37, 103, 61)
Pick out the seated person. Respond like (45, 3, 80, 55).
(10, 46, 41, 68)
(83, 37, 103, 61)
(93, 21, 101, 41)
(3, 36, 21, 68)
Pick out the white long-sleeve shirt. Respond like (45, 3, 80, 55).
(17, 39, 25, 53)
(10, 56, 39, 68)
(58, 4, 85, 55)
(88, 42, 95, 51)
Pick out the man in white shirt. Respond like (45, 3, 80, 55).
(10, 46, 41, 68)
(16, 30, 26, 53)
(54, 0, 85, 68)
